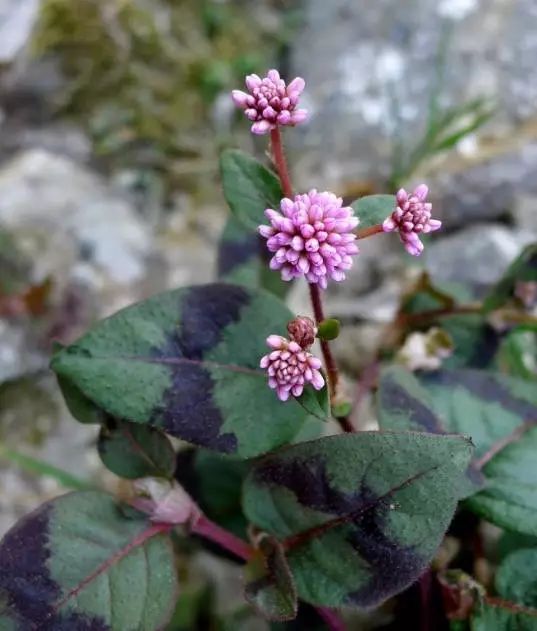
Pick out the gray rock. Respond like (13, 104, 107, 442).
(424, 223, 535, 288)
(0, 149, 152, 286)
(432, 142, 537, 230)
(0, 0, 40, 64)
(290, 0, 537, 192)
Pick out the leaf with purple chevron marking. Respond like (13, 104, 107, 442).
(0, 491, 177, 631)
(377, 367, 484, 496)
(383, 367, 537, 535)
(51, 283, 328, 458)
(416, 369, 537, 460)
(217, 215, 290, 299)
(98, 418, 176, 480)
(483, 242, 537, 313)
(244, 535, 298, 621)
(243, 432, 473, 609)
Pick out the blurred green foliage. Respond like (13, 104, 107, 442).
(33, 0, 291, 196)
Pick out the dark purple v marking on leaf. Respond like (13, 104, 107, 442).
(150, 284, 251, 453)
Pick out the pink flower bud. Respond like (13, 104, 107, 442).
(383, 185, 441, 256)
(259, 190, 359, 288)
(260, 334, 325, 401)
(231, 69, 308, 135)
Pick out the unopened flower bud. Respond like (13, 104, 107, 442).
(397, 328, 453, 371)
(132, 478, 200, 526)
(287, 315, 317, 348)
(383, 185, 441, 256)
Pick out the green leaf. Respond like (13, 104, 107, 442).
(244, 536, 298, 621)
(377, 367, 484, 496)
(217, 215, 289, 299)
(57, 374, 107, 425)
(0, 491, 178, 630)
(243, 432, 473, 608)
(470, 599, 537, 630)
(440, 314, 501, 370)
(496, 548, 537, 608)
(466, 426, 537, 536)
(483, 243, 537, 313)
(51, 283, 328, 458)
(351, 195, 395, 230)
(417, 369, 537, 461)
(220, 149, 282, 231)
(497, 531, 537, 562)
(407, 369, 537, 534)
(98, 418, 176, 479)
(494, 328, 537, 381)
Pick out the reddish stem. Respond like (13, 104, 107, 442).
(269, 126, 349, 432)
(474, 420, 537, 470)
(192, 514, 253, 561)
(356, 224, 384, 239)
(193, 514, 347, 630)
(309, 284, 339, 399)
(316, 606, 348, 631)
(270, 127, 293, 197)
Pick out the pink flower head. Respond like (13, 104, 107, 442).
(383, 185, 441, 256)
(259, 190, 359, 289)
(231, 69, 308, 135)
(260, 334, 325, 402)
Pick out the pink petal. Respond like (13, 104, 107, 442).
(267, 335, 284, 349)
(311, 370, 325, 390)
(267, 69, 281, 82)
(383, 216, 397, 232)
(258, 225, 274, 238)
(290, 109, 309, 125)
(414, 184, 429, 201)
(251, 119, 272, 135)
(245, 74, 262, 91)
(287, 77, 305, 97)
(231, 90, 250, 108)
(277, 110, 292, 125)
(396, 189, 408, 205)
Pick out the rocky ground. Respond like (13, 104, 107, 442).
(1, 0, 537, 543)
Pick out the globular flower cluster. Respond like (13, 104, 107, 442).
(231, 69, 308, 135)
(383, 185, 441, 256)
(260, 331, 324, 402)
(259, 190, 359, 289)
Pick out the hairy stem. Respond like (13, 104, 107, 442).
(316, 606, 348, 631)
(474, 420, 537, 471)
(309, 284, 339, 399)
(192, 514, 253, 560)
(193, 514, 348, 631)
(356, 224, 384, 239)
(270, 127, 293, 198)
(269, 127, 349, 431)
